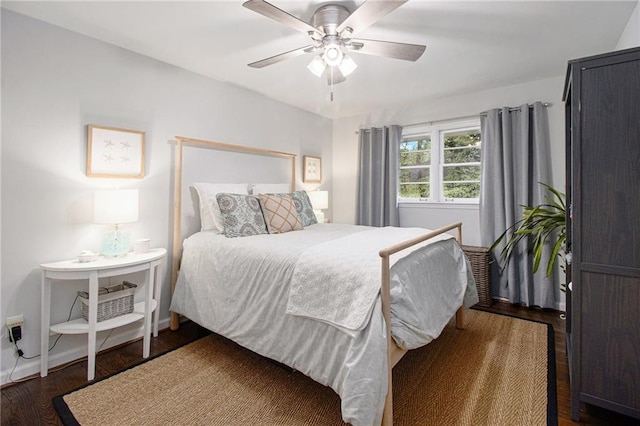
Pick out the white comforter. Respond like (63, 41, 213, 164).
(170, 223, 478, 425)
(288, 226, 457, 336)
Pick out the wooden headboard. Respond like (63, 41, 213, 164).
(170, 136, 297, 329)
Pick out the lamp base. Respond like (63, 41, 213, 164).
(314, 210, 325, 224)
(100, 228, 130, 257)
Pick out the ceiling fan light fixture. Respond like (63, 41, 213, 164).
(322, 44, 343, 66)
(338, 55, 357, 76)
(307, 55, 327, 77)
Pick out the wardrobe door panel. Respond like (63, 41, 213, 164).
(580, 60, 640, 269)
(579, 272, 640, 410)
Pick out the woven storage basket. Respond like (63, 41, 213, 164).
(461, 245, 492, 307)
(78, 281, 136, 322)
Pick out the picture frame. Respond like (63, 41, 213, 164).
(87, 125, 145, 178)
(303, 155, 322, 183)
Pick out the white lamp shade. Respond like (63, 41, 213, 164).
(338, 55, 357, 76)
(307, 55, 327, 77)
(94, 189, 139, 224)
(307, 190, 329, 210)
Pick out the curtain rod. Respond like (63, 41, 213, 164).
(479, 101, 552, 117)
(356, 102, 553, 133)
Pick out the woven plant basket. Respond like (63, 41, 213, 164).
(461, 245, 492, 307)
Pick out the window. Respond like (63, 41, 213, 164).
(399, 119, 481, 203)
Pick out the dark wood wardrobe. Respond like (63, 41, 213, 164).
(563, 46, 640, 421)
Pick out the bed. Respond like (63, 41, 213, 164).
(168, 136, 479, 426)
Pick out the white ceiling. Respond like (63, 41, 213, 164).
(3, 1, 637, 119)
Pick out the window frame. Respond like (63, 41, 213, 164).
(399, 118, 481, 204)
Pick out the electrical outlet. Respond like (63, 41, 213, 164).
(6, 315, 24, 342)
(8, 326, 22, 343)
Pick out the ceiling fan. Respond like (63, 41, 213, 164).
(243, 0, 426, 85)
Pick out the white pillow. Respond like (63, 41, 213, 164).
(192, 183, 249, 232)
(250, 183, 291, 195)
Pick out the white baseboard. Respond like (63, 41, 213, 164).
(1, 317, 171, 386)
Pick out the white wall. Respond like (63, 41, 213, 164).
(616, 1, 640, 49)
(331, 76, 567, 247)
(0, 10, 332, 383)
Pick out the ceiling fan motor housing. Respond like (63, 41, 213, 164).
(311, 4, 350, 36)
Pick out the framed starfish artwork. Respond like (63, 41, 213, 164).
(87, 124, 145, 178)
(303, 155, 321, 184)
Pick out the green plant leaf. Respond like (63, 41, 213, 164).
(491, 182, 566, 279)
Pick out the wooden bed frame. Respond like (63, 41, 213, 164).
(169, 136, 466, 426)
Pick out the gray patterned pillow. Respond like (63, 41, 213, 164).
(215, 193, 268, 238)
(290, 191, 318, 226)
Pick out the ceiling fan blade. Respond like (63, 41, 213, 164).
(248, 45, 316, 68)
(337, 0, 408, 36)
(350, 38, 426, 61)
(326, 67, 346, 85)
(243, 0, 323, 37)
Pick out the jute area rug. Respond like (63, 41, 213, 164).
(54, 310, 556, 425)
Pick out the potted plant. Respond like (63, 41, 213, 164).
(491, 183, 567, 286)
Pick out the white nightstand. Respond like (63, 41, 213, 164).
(40, 248, 166, 381)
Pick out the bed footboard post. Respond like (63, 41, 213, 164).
(454, 223, 466, 330)
(380, 254, 394, 426)
(455, 307, 465, 329)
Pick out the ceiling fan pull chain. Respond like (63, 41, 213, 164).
(330, 67, 335, 102)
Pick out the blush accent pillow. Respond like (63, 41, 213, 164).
(216, 193, 268, 238)
(258, 194, 303, 234)
(262, 191, 318, 227)
(192, 183, 249, 233)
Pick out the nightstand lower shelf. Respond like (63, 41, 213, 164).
(50, 300, 157, 334)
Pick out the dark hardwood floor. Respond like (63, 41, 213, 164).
(1, 303, 638, 425)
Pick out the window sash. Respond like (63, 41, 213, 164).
(399, 120, 481, 203)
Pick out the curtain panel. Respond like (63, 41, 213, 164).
(356, 125, 402, 227)
(479, 102, 557, 308)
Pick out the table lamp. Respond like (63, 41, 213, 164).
(94, 189, 139, 257)
(307, 190, 328, 223)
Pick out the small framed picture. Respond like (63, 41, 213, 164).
(303, 156, 322, 184)
(87, 125, 145, 178)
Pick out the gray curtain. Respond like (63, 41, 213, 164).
(356, 125, 401, 227)
(479, 102, 556, 308)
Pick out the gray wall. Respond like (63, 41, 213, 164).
(0, 10, 332, 383)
